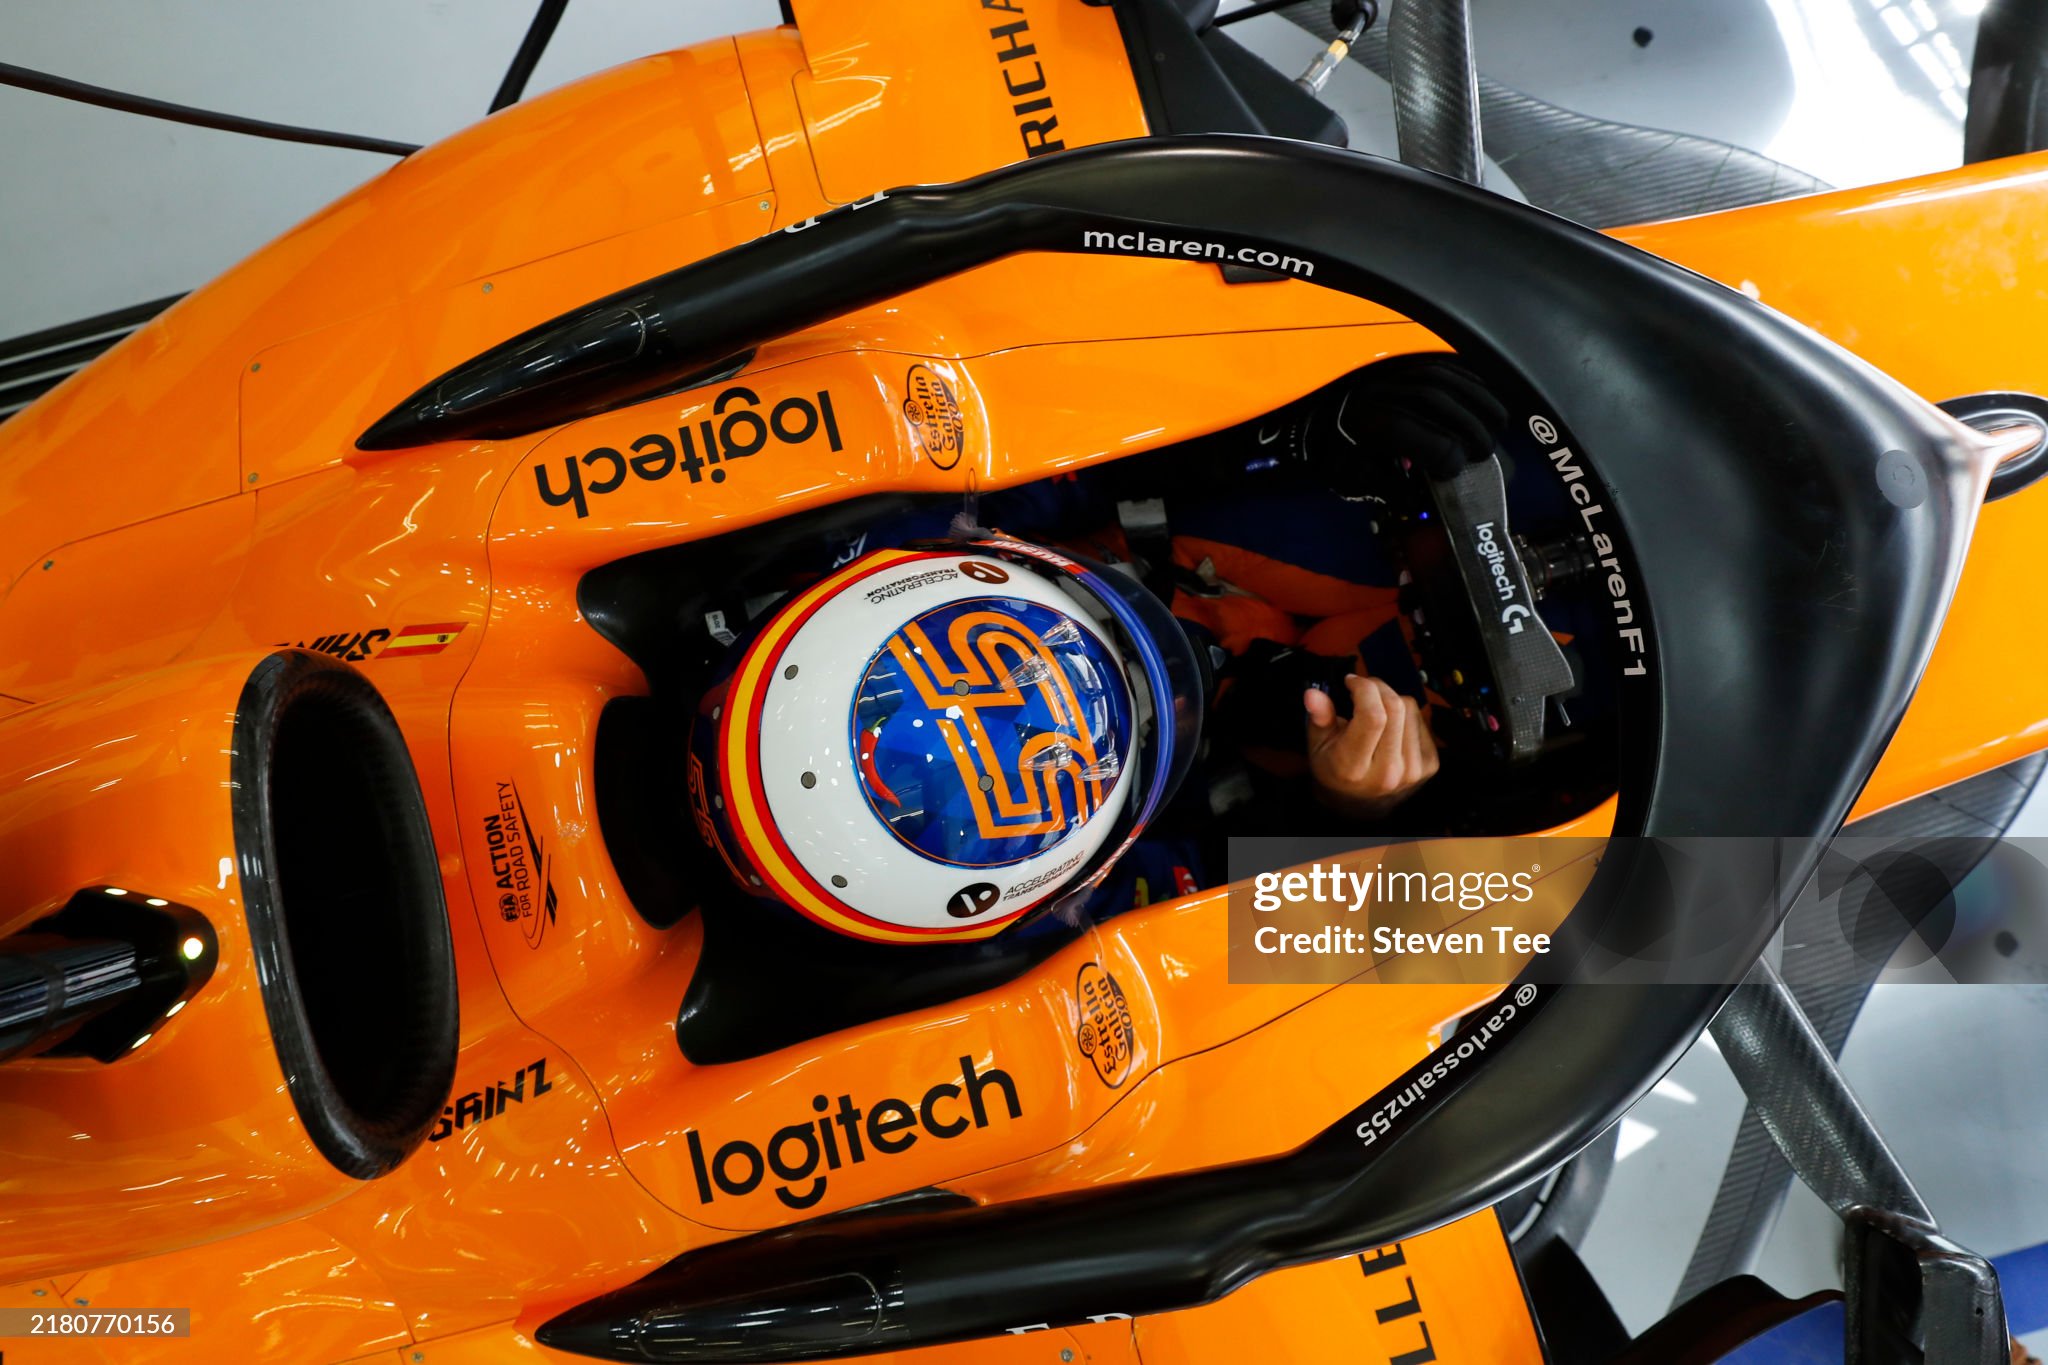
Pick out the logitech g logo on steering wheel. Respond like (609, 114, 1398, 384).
(1474, 521, 1530, 634)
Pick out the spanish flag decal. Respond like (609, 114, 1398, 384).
(380, 622, 468, 659)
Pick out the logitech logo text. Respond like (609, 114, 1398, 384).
(685, 1055, 1022, 1210)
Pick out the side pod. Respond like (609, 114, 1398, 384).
(0, 651, 457, 1281)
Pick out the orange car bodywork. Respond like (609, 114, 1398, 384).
(0, 1, 2042, 1360)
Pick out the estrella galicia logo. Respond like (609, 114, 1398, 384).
(1074, 962, 1135, 1088)
(685, 1055, 1022, 1210)
(534, 385, 843, 519)
(483, 781, 556, 950)
(903, 363, 966, 470)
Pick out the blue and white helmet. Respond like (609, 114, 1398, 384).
(687, 538, 1201, 943)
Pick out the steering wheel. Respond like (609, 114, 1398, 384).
(361, 136, 1992, 1361)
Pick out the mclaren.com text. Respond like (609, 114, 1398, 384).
(1079, 230, 1316, 278)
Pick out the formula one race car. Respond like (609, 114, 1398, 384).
(3, 2, 2047, 1362)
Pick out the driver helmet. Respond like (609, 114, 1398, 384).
(688, 537, 1202, 943)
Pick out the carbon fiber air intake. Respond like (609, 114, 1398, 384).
(0, 650, 457, 1280)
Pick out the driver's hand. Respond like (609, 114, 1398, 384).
(1304, 673, 1440, 818)
(1317, 356, 1509, 493)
